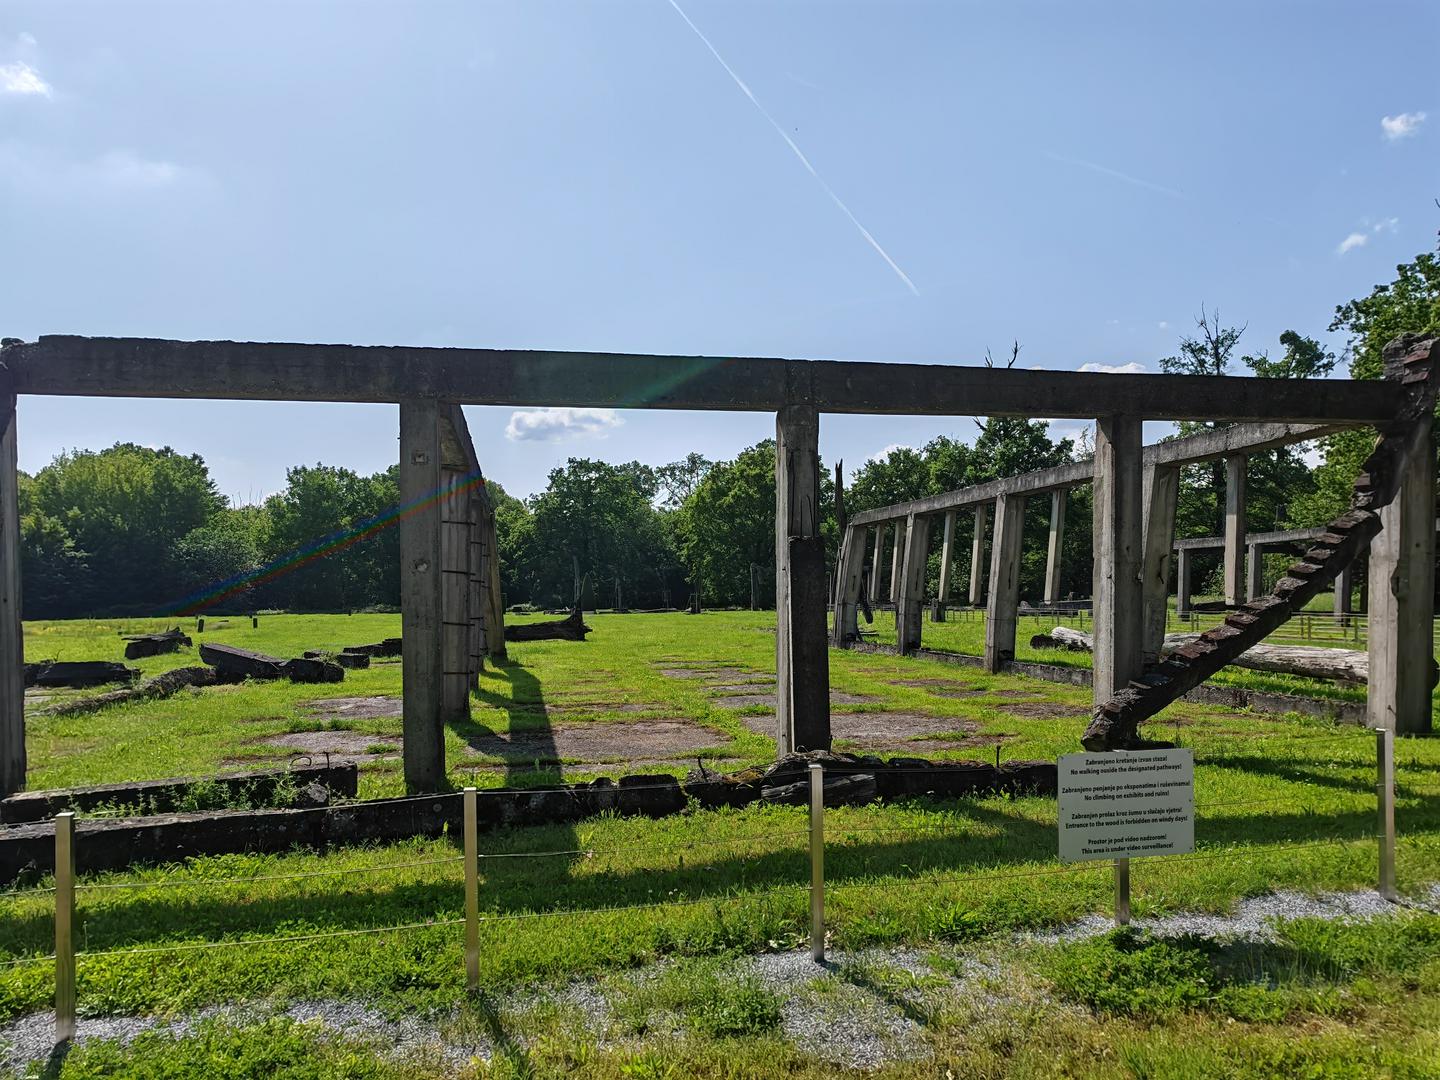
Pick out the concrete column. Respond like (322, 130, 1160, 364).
(831, 523, 866, 646)
(775, 405, 830, 754)
(984, 493, 1025, 673)
(439, 466, 471, 723)
(1246, 543, 1265, 601)
(1176, 548, 1192, 618)
(466, 491, 485, 690)
(896, 513, 931, 654)
(1140, 465, 1180, 665)
(1368, 423, 1435, 734)
(1334, 560, 1354, 623)
(1093, 415, 1145, 703)
(1044, 488, 1067, 604)
(969, 503, 989, 606)
(937, 510, 956, 602)
(889, 518, 906, 605)
(0, 389, 25, 797)
(479, 503, 507, 661)
(399, 399, 446, 793)
(1223, 455, 1246, 606)
(869, 525, 885, 603)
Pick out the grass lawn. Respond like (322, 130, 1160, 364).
(5, 611, 1440, 1077)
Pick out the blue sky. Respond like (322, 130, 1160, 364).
(2, 0, 1435, 503)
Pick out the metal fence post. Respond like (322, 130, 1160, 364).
(808, 763, 824, 962)
(54, 811, 76, 1045)
(1376, 728, 1397, 902)
(463, 787, 480, 991)
(1114, 857, 1131, 927)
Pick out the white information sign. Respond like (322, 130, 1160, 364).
(1057, 749, 1194, 863)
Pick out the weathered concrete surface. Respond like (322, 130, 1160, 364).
(983, 494, 1024, 672)
(1092, 414, 1144, 704)
(1141, 464, 1180, 663)
(775, 404, 830, 753)
(1043, 489, 1066, 604)
(0, 382, 22, 797)
(938, 511, 956, 602)
(10, 336, 1407, 422)
(1223, 455, 1247, 607)
(968, 503, 988, 606)
(896, 513, 930, 654)
(199, 643, 283, 680)
(0, 762, 358, 825)
(832, 523, 866, 647)
(399, 399, 445, 792)
(30, 661, 139, 688)
(1369, 421, 1437, 733)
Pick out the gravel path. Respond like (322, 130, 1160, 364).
(4, 884, 1435, 1074)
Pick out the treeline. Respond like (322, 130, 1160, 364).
(16, 239, 1438, 619)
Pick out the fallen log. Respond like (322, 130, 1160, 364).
(344, 639, 403, 658)
(122, 628, 193, 660)
(281, 657, 345, 684)
(504, 606, 591, 642)
(199, 643, 285, 679)
(31, 661, 139, 688)
(48, 666, 220, 716)
(1031, 625, 1369, 682)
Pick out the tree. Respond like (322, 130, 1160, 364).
(845, 446, 930, 515)
(655, 453, 713, 509)
(681, 441, 778, 606)
(170, 506, 268, 610)
(23, 443, 225, 615)
(518, 459, 674, 609)
(1291, 242, 1440, 525)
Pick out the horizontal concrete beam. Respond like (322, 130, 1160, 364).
(849, 421, 1348, 527)
(3, 336, 1406, 423)
(1175, 518, 1440, 551)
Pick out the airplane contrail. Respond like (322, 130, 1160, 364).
(664, 0, 919, 296)
(1041, 150, 1185, 200)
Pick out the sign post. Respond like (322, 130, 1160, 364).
(1058, 748, 1195, 926)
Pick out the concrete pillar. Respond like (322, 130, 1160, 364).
(1044, 488, 1067, 604)
(466, 491, 486, 690)
(969, 503, 989, 606)
(937, 510, 956, 603)
(1246, 543, 1265, 601)
(479, 502, 507, 661)
(889, 518, 906, 605)
(1140, 465, 1180, 665)
(1334, 560, 1354, 623)
(1223, 455, 1246, 606)
(831, 523, 866, 647)
(1368, 423, 1435, 734)
(439, 466, 471, 723)
(399, 399, 446, 793)
(1176, 548, 1192, 618)
(1093, 415, 1145, 703)
(896, 513, 930, 654)
(0, 389, 25, 797)
(775, 405, 830, 753)
(869, 525, 885, 604)
(984, 493, 1025, 673)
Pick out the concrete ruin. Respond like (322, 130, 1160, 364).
(0, 334, 1435, 797)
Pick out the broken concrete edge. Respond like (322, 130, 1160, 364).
(847, 641, 1368, 725)
(0, 753, 1055, 884)
(0, 762, 359, 825)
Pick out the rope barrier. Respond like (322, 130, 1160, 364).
(76, 856, 465, 892)
(76, 918, 467, 959)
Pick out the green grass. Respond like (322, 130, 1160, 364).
(7, 611, 1440, 1076)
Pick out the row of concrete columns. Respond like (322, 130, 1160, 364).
(863, 492, 1072, 612)
(831, 418, 1436, 735)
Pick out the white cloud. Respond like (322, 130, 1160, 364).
(0, 60, 50, 98)
(1337, 231, 1368, 255)
(866, 443, 913, 464)
(92, 150, 182, 188)
(17, 32, 37, 48)
(1158, 321, 1169, 330)
(1079, 361, 1146, 374)
(504, 407, 621, 442)
(1381, 112, 1426, 140)
(1372, 216, 1400, 233)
